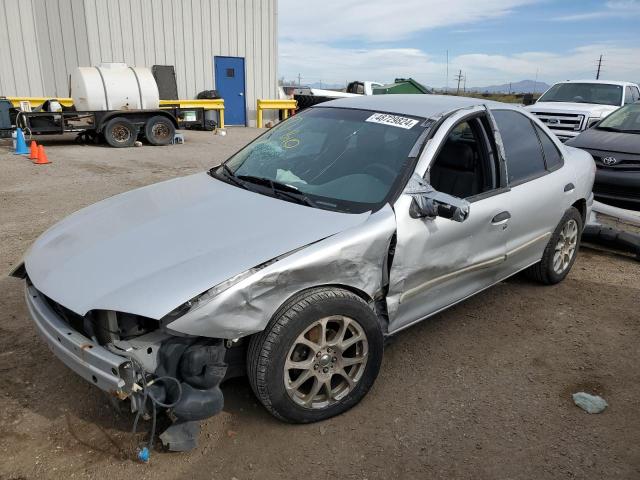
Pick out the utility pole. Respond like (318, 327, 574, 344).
(446, 50, 449, 93)
(534, 68, 539, 94)
(596, 54, 603, 80)
(463, 74, 467, 93)
(455, 69, 463, 95)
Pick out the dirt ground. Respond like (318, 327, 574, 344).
(1, 130, 639, 480)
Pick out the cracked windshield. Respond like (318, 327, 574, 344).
(222, 107, 426, 212)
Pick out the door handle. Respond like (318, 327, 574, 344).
(239, 92, 244, 96)
(564, 183, 575, 193)
(491, 211, 511, 224)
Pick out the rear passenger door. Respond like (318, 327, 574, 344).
(491, 109, 569, 273)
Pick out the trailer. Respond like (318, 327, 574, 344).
(5, 64, 223, 148)
(12, 105, 214, 147)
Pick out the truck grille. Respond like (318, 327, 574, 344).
(531, 112, 585, 132)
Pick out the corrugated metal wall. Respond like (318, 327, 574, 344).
(0, 0, 278, 126)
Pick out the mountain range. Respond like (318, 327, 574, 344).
(463, 80, 550, 94)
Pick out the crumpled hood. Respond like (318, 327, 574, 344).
(25, 173, 369, 318)
(527, 102, 618, 118)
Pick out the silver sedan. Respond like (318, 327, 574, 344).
(12, 94, 595, 451)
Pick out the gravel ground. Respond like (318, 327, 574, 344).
(0, 130, 639, 480)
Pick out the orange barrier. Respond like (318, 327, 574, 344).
(29, 140, 38, 160)
(34, 145, 50, 164)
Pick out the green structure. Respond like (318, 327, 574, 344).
(373, 78, 431, 95)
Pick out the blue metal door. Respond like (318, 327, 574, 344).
(214, 56, 246, 125)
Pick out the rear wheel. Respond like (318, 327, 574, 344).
(247, 287, 383, 423)
(525, 207, 582, 284)
(144, 115, 175, 146)
(103, 117, 136, 148)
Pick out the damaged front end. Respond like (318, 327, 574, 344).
(23, 280, 232, 452)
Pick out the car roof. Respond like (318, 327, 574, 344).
(317, 94, 507, 119)
(553, 79, 638, 87)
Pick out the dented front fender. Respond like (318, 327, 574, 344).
(165, 205, 397, 338)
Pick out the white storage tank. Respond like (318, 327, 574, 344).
(70, 63, 160, 111)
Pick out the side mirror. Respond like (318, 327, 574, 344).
(409, 190, 470, 222)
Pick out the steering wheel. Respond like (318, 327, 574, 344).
(364, 163, 397, 184)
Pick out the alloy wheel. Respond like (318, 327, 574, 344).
(553, 218, 578, 274)
(284, 315, 368, 409)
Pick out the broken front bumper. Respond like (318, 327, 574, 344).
(25, 284, 134, 398)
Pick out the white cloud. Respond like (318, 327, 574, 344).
(278, 0, 640, 88)
(280, 42, 640, 88)
(552, 0, 640, 21)
(279, 0, 537, 42)
(280, 42, 440, 85)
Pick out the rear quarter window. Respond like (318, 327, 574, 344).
(492, 110, 546, 186)
(534, 124, 563, 171)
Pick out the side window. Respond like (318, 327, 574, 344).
(492, 110, 546, 185)
(534, 124, 563, 171)
(429, 117, 497, 199)
(624, 87, 634, 105)
(633, 87, 640, 102)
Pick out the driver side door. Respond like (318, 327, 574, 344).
(386, 112, 512, 333)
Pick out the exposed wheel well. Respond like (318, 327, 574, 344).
(267, 284, 388, 333)
(572, 198, 587, 226)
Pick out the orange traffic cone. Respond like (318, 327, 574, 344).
(35, 145, 50, 165)
(29, 140, 39, 160)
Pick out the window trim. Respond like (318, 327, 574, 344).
(532, 122, 564, 173)
(492, 109, 551, 188)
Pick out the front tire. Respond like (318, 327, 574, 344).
(525, 207, 582, 285)
(247, 287, 384, 423)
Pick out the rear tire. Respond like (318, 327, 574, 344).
(103, 117, 136, 148)
(524, 207, 582, 285)
(247, 287, 383, 423)
(144, 115, 175, 146)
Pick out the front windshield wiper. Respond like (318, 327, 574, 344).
(237, 175, 317, 207)
(210, 163, 247, 189)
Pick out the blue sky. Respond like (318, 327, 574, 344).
(278, 0, 640, 88)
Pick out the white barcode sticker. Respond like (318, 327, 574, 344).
(365, 112, 419, 129)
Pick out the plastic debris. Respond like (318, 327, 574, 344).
(137, 446, 150, 463)
(572, 392, 608, 414)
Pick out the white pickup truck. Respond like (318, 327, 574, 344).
(293, 81, 384, 110)
(293, 81, 383, 99)
(526, 80, 640, 141)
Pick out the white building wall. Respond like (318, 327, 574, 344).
(0, 0, 278, 126)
